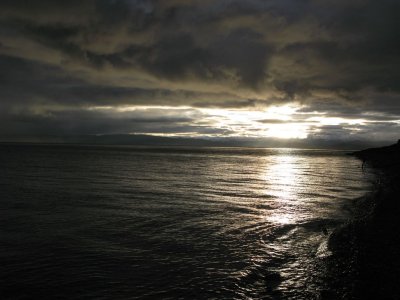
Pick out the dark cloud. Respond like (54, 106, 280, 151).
(0, 54, 247, 109)
(258, 119, 294, 124)
(0, 107, 233, 137)
(0, 0, 399, 141)
(309, 122, 400, 143)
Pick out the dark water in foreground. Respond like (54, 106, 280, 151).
(0, 145, 373, 299)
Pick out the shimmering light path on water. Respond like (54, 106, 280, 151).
(0, 145, 373, 299)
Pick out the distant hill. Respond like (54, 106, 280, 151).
(0, 134, 392, 150)
(352, 139, 400, 171)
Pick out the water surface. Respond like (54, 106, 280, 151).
(0, 145, 373, 299)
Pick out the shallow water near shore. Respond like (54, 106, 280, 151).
(0, 145, 374, 299)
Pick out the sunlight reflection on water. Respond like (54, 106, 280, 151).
(263, 151, 322, 230)
(265, 154, 298, 201)
(235, 149, 374, 298)
(0, 145, 374, 299)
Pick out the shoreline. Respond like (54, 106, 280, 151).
(323, 141, 400, 299)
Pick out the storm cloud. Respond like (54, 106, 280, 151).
(0, 0, 399, 142)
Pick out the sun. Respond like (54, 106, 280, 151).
(265, 123, 309, 139)
(198, 105, 310, 139)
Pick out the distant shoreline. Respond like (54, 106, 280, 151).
(0, 134, 393, 150)
(0, 140, 383, 152)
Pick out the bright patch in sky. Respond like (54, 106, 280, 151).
(197, 104, 309, 138)
(87, 104, 388, 140)
(307, 117, 366, 126)
(264, 123, 308, 139)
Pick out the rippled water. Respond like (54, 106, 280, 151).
(0, 145, 373, 299)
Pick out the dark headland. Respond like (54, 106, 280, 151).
(323, 140, 400, 299)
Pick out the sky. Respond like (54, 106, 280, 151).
(0, 0, 399, 145)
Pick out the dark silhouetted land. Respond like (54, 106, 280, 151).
(324, 140, 400, 299)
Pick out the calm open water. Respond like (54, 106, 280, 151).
(0, 145, 373, 299)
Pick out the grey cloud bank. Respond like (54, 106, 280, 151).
(0, 0, 399, 145)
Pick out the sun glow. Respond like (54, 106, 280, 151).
(307, 116, 366, 126)
(197, 104, 310, 139)
(87, 104, 372, 140)
(265, 123, 308, 139)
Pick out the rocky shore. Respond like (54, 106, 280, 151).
(322, 141, 400, 299)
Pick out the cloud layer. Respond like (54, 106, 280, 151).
(0, 0, 399, 142)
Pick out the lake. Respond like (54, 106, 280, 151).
(0, 145, 373, 299)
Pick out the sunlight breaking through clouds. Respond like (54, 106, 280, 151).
(87, 104, 313, 139)
(63, 103, 400, 142)
(1, 0, 400, 145)
(307, 117, 367, 126)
